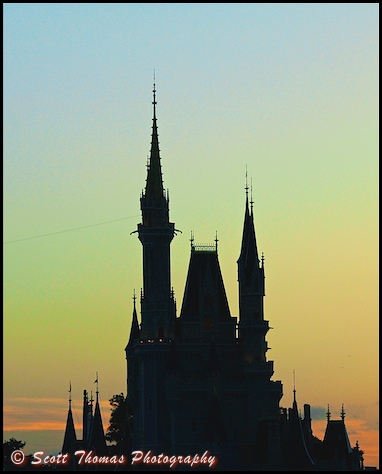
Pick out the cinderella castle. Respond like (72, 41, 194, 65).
(61, 83, 365, 471)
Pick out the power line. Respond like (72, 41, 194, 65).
(3, 215, 141, 244)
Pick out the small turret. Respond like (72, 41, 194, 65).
(62, 382, 77, 456)
(126, 291, 140, 349)
(88, 373, 108, 456)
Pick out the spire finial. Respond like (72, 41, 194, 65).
(190, 230, 194, 250)
(250, 177, 254, 213)
(152, 71, 157, 119)
(68, 381, 72, 409)
(261, 252, 265, 268)
(293, 370, 296, 403)
(245, 165, 249, 198)
(94, 372, 99, 402)
(341, 404, 345, 421)
(133, 289, 136, 309)
(326, 404, 331, 421)
(215, 231, 218, 252)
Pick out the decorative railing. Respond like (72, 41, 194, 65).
(192, 243, 217, 252)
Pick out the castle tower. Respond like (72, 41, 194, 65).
(237, 179, 283, 458)
(126, 82, 176, 452)
(237, 181, 268, 367)
(137, 81, 176, 340)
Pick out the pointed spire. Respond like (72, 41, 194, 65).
(88, 387, 107, 456)
(238, 169, 260, 273)
(286, 390, 315, 469)
(143, 77, 166, 205)
(127, 290, 140, 348)
(62, 384, 77, 455)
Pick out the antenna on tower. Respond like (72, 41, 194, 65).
(293, 370, 296, 403)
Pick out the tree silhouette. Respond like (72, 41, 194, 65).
(105, 393, 129, 445)
(3, 438, 26, 470)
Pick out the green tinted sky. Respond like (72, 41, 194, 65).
(3, 3, 379, 467)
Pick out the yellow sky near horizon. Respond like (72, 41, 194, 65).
(3, 396, 379, 469)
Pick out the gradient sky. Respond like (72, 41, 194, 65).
(4, 3, 379, 468)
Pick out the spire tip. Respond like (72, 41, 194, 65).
(245, 165, 249, 198)
(68, 381, 72, 408)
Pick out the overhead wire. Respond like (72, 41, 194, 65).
(3, 215, 140, 244)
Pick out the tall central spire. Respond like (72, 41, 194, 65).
(136, 80, 176, 340)
(144, 78, 165, 206)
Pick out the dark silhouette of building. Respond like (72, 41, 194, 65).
(61, 384, 109, 470)
(123, 83, 365, 471)
(61, 83, 366, 471)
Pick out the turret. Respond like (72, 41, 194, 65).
(88, 374, 108, 456)
(237, 176, 271, 371)
(62, 382, 77, 457)
(135, 81, 177, 340)
(126, 291, 140, 349)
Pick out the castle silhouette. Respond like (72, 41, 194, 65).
(61, 83, 365, 471)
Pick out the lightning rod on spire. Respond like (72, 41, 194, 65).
(94, 372, 99, 401)
(250, 177, 254, 212)
(245, 165, 249, 197)
(152, 71, 157, 116)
